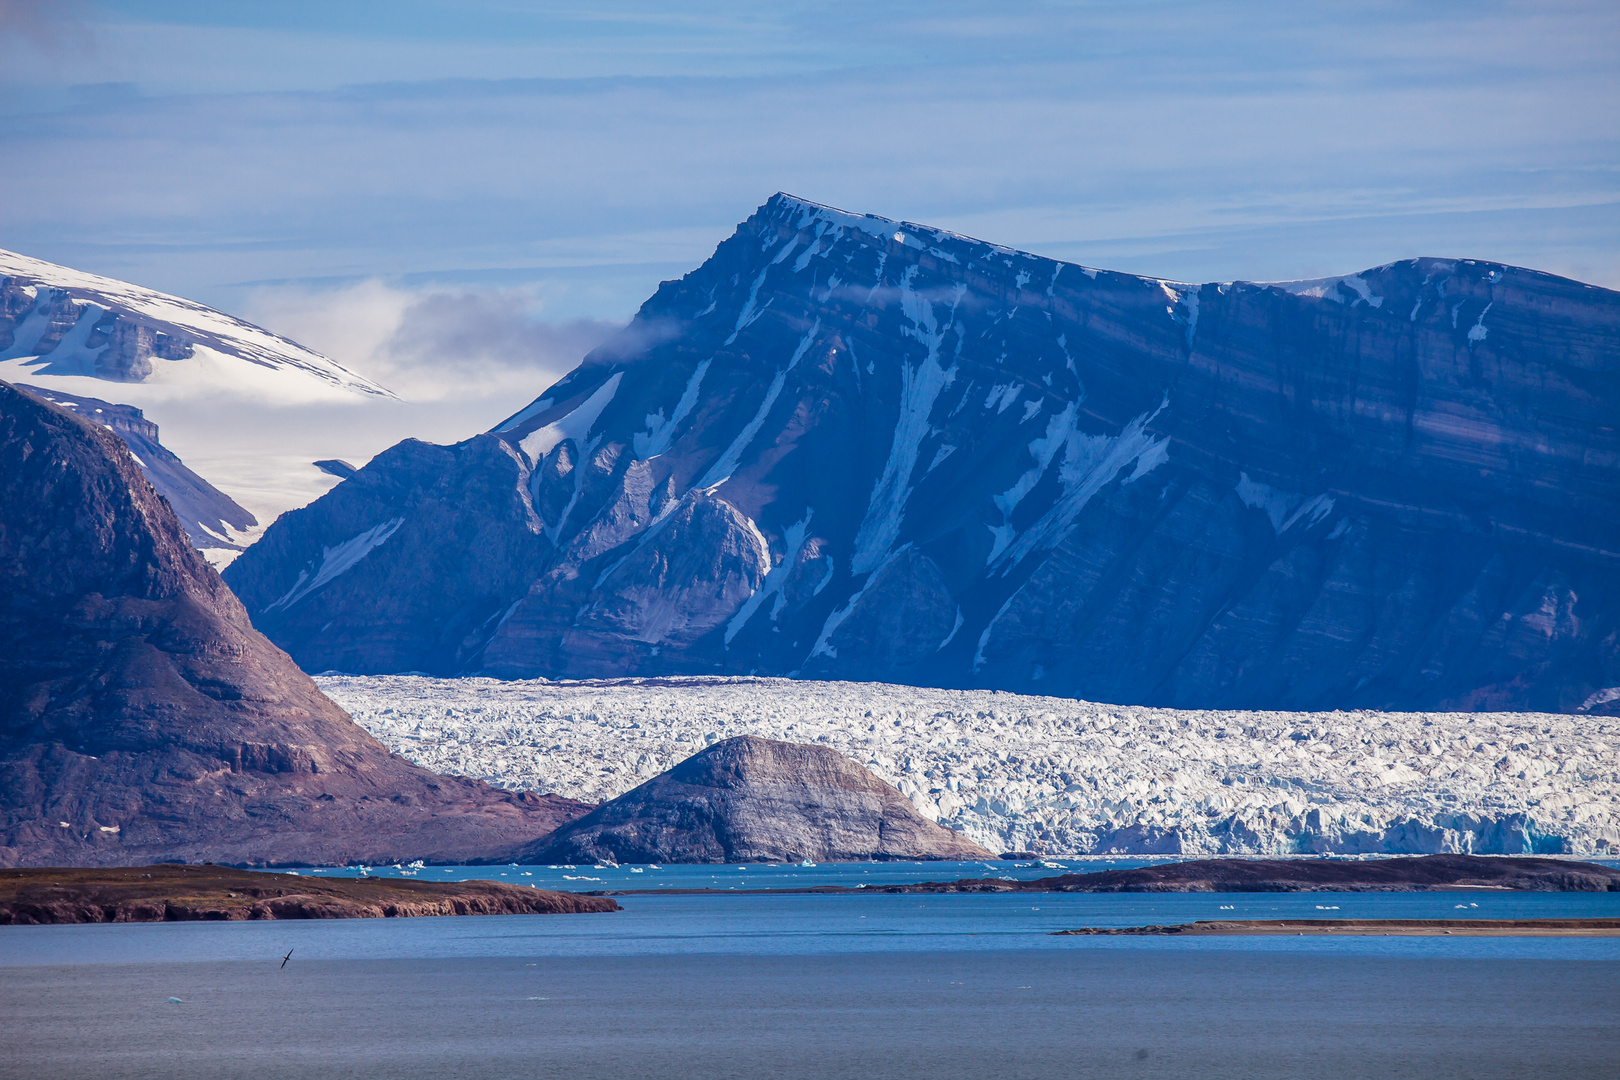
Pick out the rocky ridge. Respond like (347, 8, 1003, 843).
(0, 381, 587, 868)
(17, 384, 258, 563)
(227, 194, 1620, 715)
(520, 735, 995, 864)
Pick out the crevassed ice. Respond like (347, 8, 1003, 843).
(317, 674, 1620, 857)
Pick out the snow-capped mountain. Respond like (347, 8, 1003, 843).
(0, 247, 391, 398)
(15, 383, 258, 565)
(224, 194, 1620, 714)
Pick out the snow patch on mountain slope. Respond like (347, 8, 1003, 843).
(267, 517, 404, 612)
(1236, 472, 1294, 531)
(1236, 474, 1337, 534)
(519, 372, 622, 464)
(995, 402, 1169, 570)
(850, 271, 961, 575)
(319, 674, 1620, 857)
(1275, 273, 1385, 309)
(726, 510, 813, 645)
(634, 359, 710, 460)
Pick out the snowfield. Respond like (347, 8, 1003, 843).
(316, 675, 1620, 857)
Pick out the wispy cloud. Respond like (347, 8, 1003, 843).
(240, 280, 619, 406)
(2, 1, 1615, 325)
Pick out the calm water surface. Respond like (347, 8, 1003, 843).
(3, 861, 1617, 1079)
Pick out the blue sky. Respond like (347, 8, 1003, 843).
(1, 1, 1617, 389)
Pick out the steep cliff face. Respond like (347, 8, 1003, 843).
(0, 382, 587, 867)
(16, 384, 258, 560)
(226, 195, 1620, 713)
(520, 736, 995, 864)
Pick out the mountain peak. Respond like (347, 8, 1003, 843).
(226, 199, 1620, 714)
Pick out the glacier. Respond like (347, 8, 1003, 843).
(318, 674, 1620, 858)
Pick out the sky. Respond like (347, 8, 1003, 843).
(1, 1, 1617, 515)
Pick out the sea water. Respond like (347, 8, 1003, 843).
(3, 862, 1618, 1079)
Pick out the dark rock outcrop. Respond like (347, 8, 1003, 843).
(227, 194, 1620, 713)
(0, 864, 618, 924)
(0, 381, 590, 867)
(17, 384, 258, 554)
(520, 735, 995, 864)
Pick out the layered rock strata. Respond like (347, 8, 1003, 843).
(520, 735, 995, 864)
(227, 195, 1620, 714)
(0, 382, 588, 867)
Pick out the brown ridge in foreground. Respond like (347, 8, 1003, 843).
(0, 382, 591, 868)
(1056, 919, 1620, 937)
(0, 865, 619, 924)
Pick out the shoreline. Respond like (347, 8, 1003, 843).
(0, 865, 618, 925)
(1055, 918, 1620, 937)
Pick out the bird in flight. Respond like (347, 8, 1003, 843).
(281, 949, 294, 969)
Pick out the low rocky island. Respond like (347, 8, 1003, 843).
(1056, 918, 1620, 936)
(865, 854, 1620, 893)
(0, 865, 620, 924)
(597, 854, 1620, 895)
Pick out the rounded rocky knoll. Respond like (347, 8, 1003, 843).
(519, 735, 995, 864)
(0, 382, 589, 868)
